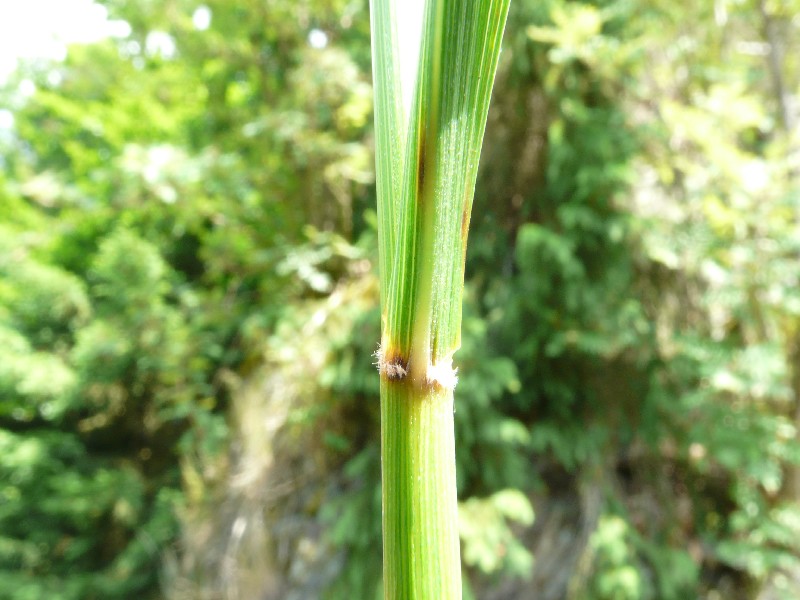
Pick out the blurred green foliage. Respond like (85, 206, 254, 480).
(0, 0, 799, 598)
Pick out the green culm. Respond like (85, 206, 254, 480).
(369, 0, 510, 596)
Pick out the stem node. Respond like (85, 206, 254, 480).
(375, 344, 409, 381)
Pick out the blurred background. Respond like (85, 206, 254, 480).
(1, 0, 799, 598)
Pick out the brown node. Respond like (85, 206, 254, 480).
(374, 345, 408, 381)
(384, 361, 408, 380)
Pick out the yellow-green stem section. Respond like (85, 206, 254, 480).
(381, 379, 460, 599)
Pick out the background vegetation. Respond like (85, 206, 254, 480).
(0, 0, 798, 598)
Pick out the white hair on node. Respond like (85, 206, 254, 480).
(427, 359, 458, 390)
(384, 361, 408, 380)
(374, 344, 457, 388)
(374, 345, 408, 380)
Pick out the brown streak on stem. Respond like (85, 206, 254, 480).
(460, 196, 472, 269)
(416, 127, 427, 202)
(460, 201, 471, 244)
